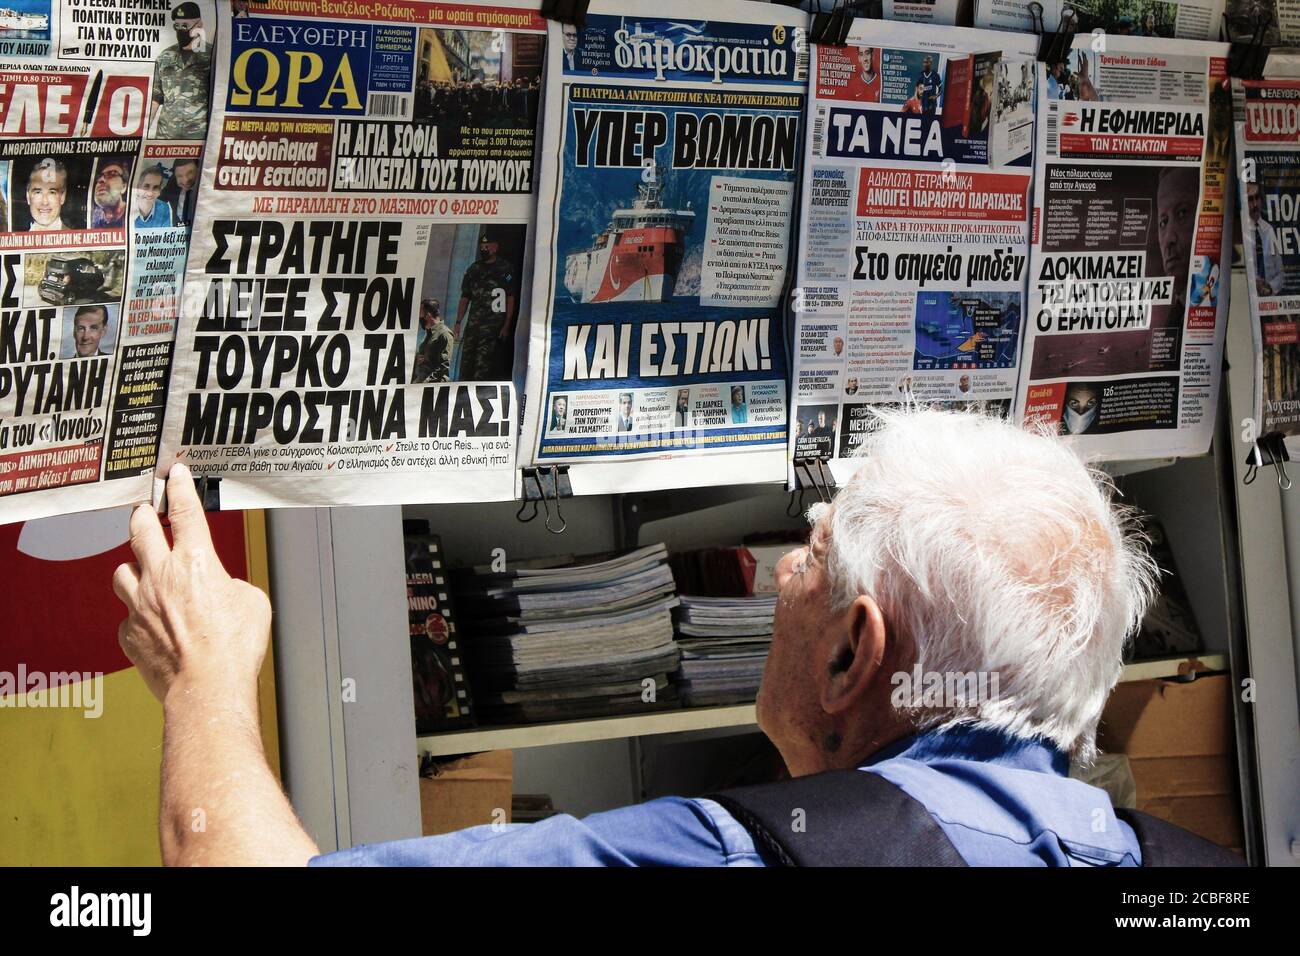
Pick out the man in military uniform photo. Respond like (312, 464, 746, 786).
(453, 228, 517, 382)
(411, 298, 454, 384)
(151, 2, 212, 141)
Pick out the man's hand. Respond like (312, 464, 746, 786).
(113, 462, 270, 706)
(112, 463, 319, 866)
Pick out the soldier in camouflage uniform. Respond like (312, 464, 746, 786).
(411, 298, 454, 384)
(151, 2, 212, 141)
(453, 228, 516, 382)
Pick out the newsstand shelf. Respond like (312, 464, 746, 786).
(417, 703, 759, 756)
(415, 655, 1225, 757)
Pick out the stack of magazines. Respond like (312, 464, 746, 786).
(452, 544, 682, 724)
(674, 594, 776, 706)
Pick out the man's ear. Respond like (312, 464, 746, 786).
(820, 595, 887, 716)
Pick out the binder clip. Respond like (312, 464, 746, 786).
(810, 1, 853, 47)
(162, 473, 221, 523)
(1244, 433, 1291, 490)
(1223, 13, 1271, 81)
(518, 465, 572, 534)
(196, 473, 221, 512)
(792, 456, 837, 505)
(1030, 1, 1077, 64)
(541, 0, 590, 27)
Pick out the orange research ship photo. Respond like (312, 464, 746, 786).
(563, 171, 695, 304)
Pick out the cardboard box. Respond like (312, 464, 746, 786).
(1097, 675, 1244, 852)
(419, 750, 513, 836)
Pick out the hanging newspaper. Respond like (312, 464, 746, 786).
(155, 0, 545, 509)
(0, 0, 215, 526)
(518, 0, 808, 495)
(788, 21, 1036, 485)
(975, 0, 1226, 41)
(1014, 35, 1232, 461)
(1233, 56, 1300, 455)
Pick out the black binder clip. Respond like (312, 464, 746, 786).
(1223, 13, 1271, 81)
(518, 465, 572, 534)
(810, 1, 853, 47)
(195, 473, 221, 512)
(1030, 2, 1077, 64)
(792, 456, 837, 505)
(541, 0, 590, 27)
(1245, 433, 1291, 490)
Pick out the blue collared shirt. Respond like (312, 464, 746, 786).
(310, 725, 1141, 867)
(134, 201, 172, 230)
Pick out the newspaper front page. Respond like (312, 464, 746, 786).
(1234, 56, 1300, 453)
(518, 0, 808, 495)
(155, 0, 545, 509)
(1014, 35, 1232, 460)
(975, 0, 1227, 41)
(0, 0, 215, 526)
(788, 21, 1036, 485)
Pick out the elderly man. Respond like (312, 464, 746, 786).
(116, 409, 1239, 866)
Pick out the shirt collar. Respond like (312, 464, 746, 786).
(861, 724, 1069, 776)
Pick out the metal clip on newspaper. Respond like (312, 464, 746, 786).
(792, 457, 837, 511)
(1244, 434, 1291, 490)
(195, 474, 222, 512)
(1222, 13, 1271, 80)
(517, 465, 572, 534)
(541, 0, 591, 27)
(160, 474, 222, 521)
(1029, 2, 1077, 64)
(809, 1, 854, 47)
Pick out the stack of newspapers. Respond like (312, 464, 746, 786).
(674, 594, 776, 707)
(452, 544, 682, 724)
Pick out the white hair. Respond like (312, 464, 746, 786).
(808, 406, 1158, 765)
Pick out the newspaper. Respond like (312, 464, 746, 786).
(1233, 54, 1300, 453)
(975, 0, 1227, 41)
(0, 0, 215, 526)
(518, 0, 808, 495)
(155, 0, 545, 509)
(788, 21, 1036, 484)
(1014, 35, 1232, 460)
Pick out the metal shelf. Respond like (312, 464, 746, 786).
(1119, 653, 1227, 683)
(415, 655, 1225, 757)
(418, 703, 758, 756)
